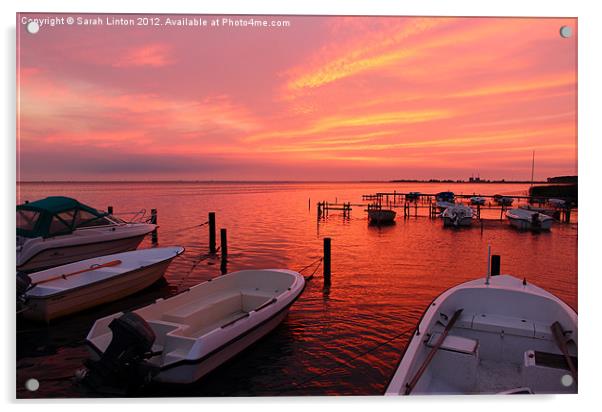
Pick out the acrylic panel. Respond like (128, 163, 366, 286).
(16, 13, 577, 398)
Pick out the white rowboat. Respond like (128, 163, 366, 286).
(506, 208, 553, 231)
(385, 274, 577, 395)
(20, 247, 184, 322)
(85, 269, 305, 385)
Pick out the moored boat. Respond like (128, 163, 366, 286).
(470, 196, 486, 206)
(17, 197, 157, 272)
(436, 201, 455, 212)
(494, 195, 514, 206)
(385, 274, 577, 395)
(367, 205, 396, 224)
(506, 208, 553, 231)
(83, 269, 305, 388)
(18, 247, 184, 322)
(442, 205, 473, 227)
(406, 192, 421, 202)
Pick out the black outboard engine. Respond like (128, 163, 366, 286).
(16, 272, 32, 307)
(531, 212, 541, 230)
(82, 312, 158, 393)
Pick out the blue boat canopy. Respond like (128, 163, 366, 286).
(17, 196, 112, 238)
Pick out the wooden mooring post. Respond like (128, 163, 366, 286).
(491, 255, 501, 276)
(107, 206, 114, 215)
(208, 212, 216, 254)
(151, 208, 158, 244)
(323, 237, 331, 288)
(220, 228, 228, 275)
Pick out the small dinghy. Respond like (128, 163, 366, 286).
(442, 205, 473, 227)
(83, 269, 305, 388)
(385, 274, 577, 395)
(367, 204, 396, 224)
(18, 247, 184, 322)
(368, 209, 396, 224)
(506, 208, 553, 231)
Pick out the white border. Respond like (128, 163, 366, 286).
(2, 1, 600, 411)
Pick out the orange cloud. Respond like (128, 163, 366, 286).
(113, 43, 175, 68)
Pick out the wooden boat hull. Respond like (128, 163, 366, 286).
(23, 260, 170, 322)
(17, 224, 156, 273)
(86, 269, 305, 384)
(22, 247, 184, 322)
(385, 275, 577, 395)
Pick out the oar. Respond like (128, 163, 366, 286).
(404, 308, 463, 395)
(33, 260, 122, 286)
(551, 321, 577, 383)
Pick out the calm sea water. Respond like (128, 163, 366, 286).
(16, 182, 578, 398)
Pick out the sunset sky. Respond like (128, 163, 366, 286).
(17, 14, 577, 181)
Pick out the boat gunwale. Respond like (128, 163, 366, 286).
(25, 247, 184, 299)
(17, 225, 157, 269)
(384, 275, 577, 395)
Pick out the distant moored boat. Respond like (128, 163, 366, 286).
(506, 208, 553, 231)
(442, 205, 473, 227)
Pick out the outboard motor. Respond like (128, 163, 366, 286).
(531, 212, 541, 230)
(82, 312, 158, 393)
(16, 272, 32, 307)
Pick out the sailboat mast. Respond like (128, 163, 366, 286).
(530, 150, 535, 187)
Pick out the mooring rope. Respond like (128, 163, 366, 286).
(264, 325, 416, 395)
(174, 246, 220, 292)
(149, 221, 209, 236)
(296, 257, 323, 281)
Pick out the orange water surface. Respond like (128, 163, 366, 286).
(16, 181, 577, 397)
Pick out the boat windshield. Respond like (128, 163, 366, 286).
(17, 209, 40, 232)
(16, 196, 114, 238)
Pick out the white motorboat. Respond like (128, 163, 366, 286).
(83, 269, 305, 387)
(519, 204, 560, 219)
(385, 274, 577, 395)
(17, 197, 157, 272)
(470, 196, 486, 206)
(436, 201, 455, 212)
(506, 208, 553, 231)
(18, 247, 184, 322)
(367, 205, 396, 224)
(442, 205, 473, 227)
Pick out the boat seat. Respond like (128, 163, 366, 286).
(471, 313, 536, 338)
(427, 333, 479, 355)
(161, 292, 242, 325)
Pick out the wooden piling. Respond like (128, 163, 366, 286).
(208, 212, 216, 254)
(151, 208, 158, 244)
(107, 206, 114, 215)
(565, 207, 571, 223)
(323, 237, 331, 288)
(220, 228, 228, 259)
(491, 255, 501, 276)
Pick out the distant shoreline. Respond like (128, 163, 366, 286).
(17, 180, 555, 184)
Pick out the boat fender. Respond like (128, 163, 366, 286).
(82, 312, 158, 392)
